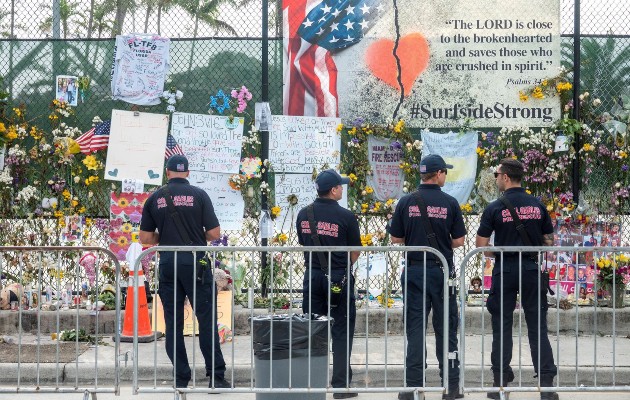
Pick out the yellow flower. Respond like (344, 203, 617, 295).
(270, 205, 281, 218)
(85, 176, 99, 186)
(619, 151, 627, 159)
(274, 233, 288, 244)
(61, 189, 71, 201)
(0, 122, 6, 133)
(532, 87, 545, 99)
(582, 143, 592, 152)
(82, 155, 100, 171)
(372, 202, 381, 212)
(29, 127, 42, 140)
(117, 236, 129, 247)
(71, 199, 79, 207)
(547, 204, 554, 212)
(541, 80, 548, 87)
(361, 203, 369, 213)
(78, 206, 86, 214)
(117, 197, 129, 208)
(460, 203, 473, 213)
(53, 210, 64, 218)
(360, 234, 373, 246)
(364, 186, 374, 194)
(393, 120, 405, 133)
(336, 123, 344, 132)
(525, 189, 532, 194)
(348, 173, 357, 183)
(121, 223, 133, 233)
(5, 125, 18, 140)
(519, 91, 528, 102)
(556, 81, 572, 92)
(476, 147, 486, 157)
(13, 107, 22, 118)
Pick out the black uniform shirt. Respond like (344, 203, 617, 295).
(141, 178, 219, 264)
(389, 184, 466, 267)
(477, 187, 553, 248)
(296, 198, 362, 270)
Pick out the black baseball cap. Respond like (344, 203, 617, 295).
(419, 154, 453, 173)
(165, 155, 189, 172)
(315, 169, 350, 192)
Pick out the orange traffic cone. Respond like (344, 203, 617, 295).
(119, 268, 162, 342)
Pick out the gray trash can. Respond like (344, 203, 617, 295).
(251, 313, 331, 400)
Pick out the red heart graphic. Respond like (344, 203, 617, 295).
(365, 33, 430, 96)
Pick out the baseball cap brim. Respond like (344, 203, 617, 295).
(339, 176, 350, 185)
(444, 163, 454, 169)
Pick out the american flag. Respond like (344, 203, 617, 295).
(283, 0, 385, 117)
(164, 133, 184, 159)
(76, 120, 111, 154)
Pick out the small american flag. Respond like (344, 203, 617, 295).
(283, 0, 385, 117)
(164, 133, 184, 159)
(76, 120, 111, 154)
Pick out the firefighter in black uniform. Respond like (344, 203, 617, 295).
(296, 169, 362, 399)
(389, 154, 466, 400)
(476, 158, 558, 400)
(140, 155, 229, 390)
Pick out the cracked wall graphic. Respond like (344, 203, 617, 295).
(283, 0, 561, 127)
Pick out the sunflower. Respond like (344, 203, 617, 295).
(121, 223, 133, 233)
(117, 236, 129, 247)
(117, 197, 130, 208)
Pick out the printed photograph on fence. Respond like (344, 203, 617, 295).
(61, 215, 83, 244)
(55, 75, 78, 106)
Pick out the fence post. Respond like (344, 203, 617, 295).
(572, 0, 581, 203)
(260, 0, 270, 298)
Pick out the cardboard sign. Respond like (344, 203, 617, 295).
(152, 291, 233, 335)
(188, 171, 245, 231)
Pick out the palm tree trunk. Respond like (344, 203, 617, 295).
(157, 4, 162, 35)
(112, 0, 129, 36)
(144, 3, 152, 33)
(87, 0, 95, 38)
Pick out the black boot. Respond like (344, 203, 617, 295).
(540, 375, 559, 400)
(487, 371, 514, 399)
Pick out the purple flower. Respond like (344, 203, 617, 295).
(622, 165, 629, 172)
(352, 117, 364, 127)
(351, 138, 359, 144)
(390, 141, 402, 150)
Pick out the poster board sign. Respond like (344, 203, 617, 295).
(152, 291, 233, 335)
(104, 110, 169, 186)
(366, 136, 405, 200)
(274, 173, 348, 232)
(421, 131, 478, 204)
(269, 115, 341, 173)
(188, 171, 245, 231)
(170, 112, 244, 174)
(284, 0, 561, 127)
(109, 192, 150, 261)
(111, 34, 170, 106)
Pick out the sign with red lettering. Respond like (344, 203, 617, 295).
(367, 136, 405, 201)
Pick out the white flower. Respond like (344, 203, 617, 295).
(615, 182, 621, 188)
(175, 90, 183, 100)
(167, 97, 176, 105)
(592, 98, 601, 107)
(166, 105, 176, 113)
(0, 169, 12, 185)
(73, 176, 80, 183)
(162, 91, 170, 98)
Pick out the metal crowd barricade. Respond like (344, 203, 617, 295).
(131, 245, 450, 399)
(459, 246, 630, 399)
(0, 246, 121, 399)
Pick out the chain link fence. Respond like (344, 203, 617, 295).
(0, 0, 629, 297)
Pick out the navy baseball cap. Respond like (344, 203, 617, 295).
(165, 155, 189, 172)
(419, 154, 453, 173)
(315, 169, 350, 192)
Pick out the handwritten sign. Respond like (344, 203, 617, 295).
(269, 115, 341, 173)
(104, 110, 169, 186)
(171, 112, 244, 174)
(188, 171, 244, 231)
(274, 173, 347, 232)
(421, 131, 478, 204)
(367, 136, 405, 201)
(355, 253, 388, 279)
